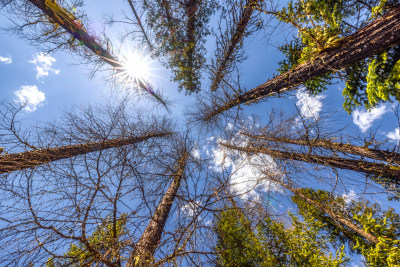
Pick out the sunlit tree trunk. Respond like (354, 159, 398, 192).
(0, 132, 170, 174)
(278, 181, 380, 245)
(221, 142, 400, 181)
(244, 134, 400, 165)
(202, 6, 400, 120)
(126, 151, 189, 267)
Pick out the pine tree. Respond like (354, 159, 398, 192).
(215, 206, 349, 266)
(144, 0, 215, 94)
(291, 187, 400, 266)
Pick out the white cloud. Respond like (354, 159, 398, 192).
(296, 87, 325, 119)
(14, 85, 45, 112)
(387, 128, 400, 142)
(0, 56, 12, 64)
(30, 52, 60, 79)
(181, 201, 201, 217)
(229, 154, 281, 201)
(191, 145, 201, 160)
(210, 135, 282, 201)
(342, 190, 358, 205)
(352, 105, 387, 133)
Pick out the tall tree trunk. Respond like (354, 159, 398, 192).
(185, 0, 198, 92)
(221, 142, 400, 181)
(127, 0, 154, 51)
(202, 6, 400, 120)
(210, 0, 262, 91)
(0, 132, 170, 174)
(244, 134, 400, 165)
(126, 152, 189, 267)
(278, 181, 380, 245)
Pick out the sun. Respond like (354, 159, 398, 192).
(122, 50, 151, 81)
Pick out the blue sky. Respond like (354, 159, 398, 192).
(0, 2, 400, 263)
(0, 1, 399, 200)
(0, 1, 398, 142)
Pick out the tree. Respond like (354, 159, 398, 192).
(0, 132, 170, 174)
(196, 3, 400, 122)
(126, 148, 189, 266)
(220, 140, 400, 182)
(215, 205, 349, 266)
(144, 0, 215, 94)
(209, 0, 264, 92)
(291, 187, 400, 266)
(242, 133, 400, 165)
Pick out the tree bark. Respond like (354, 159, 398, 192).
(221, 142, 400, 181)
(203, 6, 400, 120)
(279, 181, 380, 245)
(126, 152, 189, 267)
(185, 0, 198, 92)
(210, 0, 262, 91)
(0, 132, 170, 174)
(244, 134, 400, 165)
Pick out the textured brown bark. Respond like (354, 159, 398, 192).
(279, 181, 380, 245)
(245, 134, 400, 165)
(203, 6, 400, 120)
(0, 132, 170, 174)
(126, 152, 189, 267)
(185, 0, 198, 92)
(221, 142, 400, 180)
(210, 0, 262, 91)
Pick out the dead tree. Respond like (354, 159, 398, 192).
(220, 142, 400, 182)
(210, 0, 264, 92)
(0, 132, 170, 174)
(243, 133, 400, 165)
(126, 149, 189, 266)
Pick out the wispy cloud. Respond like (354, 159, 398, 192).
(0, 56, 12, 64)
(387, 128, 400, 141)
(14, 85, 45, 112)
(296, 87, 325, 119)
(342, 190, 358, 205)
(209, 135, 282, 201)
(30, 52, 60, 79)
(352, 105, 387, 133)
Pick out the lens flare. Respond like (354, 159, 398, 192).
(123, 50, 151, 81)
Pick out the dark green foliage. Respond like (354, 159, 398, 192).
(215, 207, 349, 266)
(276, 0, 400, 112)
(292, 188, 400, 266)
(144, 0, 216, 94)
(46, 214, 128, 266)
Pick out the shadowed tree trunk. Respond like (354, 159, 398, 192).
(210, 0, 262, 91)
(221, 142, 400, 181)
(185, 0, 198, 92)
(0, 132, 170, 174)
(126, 151, 189, 267)
(202, 6, 400, 120)
(277, 180, 380, 245)
(244, 133, 400, 165)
